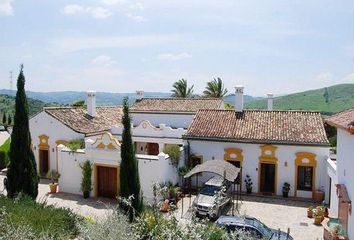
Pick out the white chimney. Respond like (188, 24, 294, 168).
(234, 86, 244, 112)
(87, 91, 96, 117)
(267, 93, 274, 111)
(136, 90, 144, 101)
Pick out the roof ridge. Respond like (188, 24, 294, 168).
(197, 109, 322, 114)
(45, 105, 121, 110)
(140, 97, 223, 101)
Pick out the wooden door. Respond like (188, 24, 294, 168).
(97, 166, 117, 198)
(260, 163, 276, 194)
(39, 149, 49, 176)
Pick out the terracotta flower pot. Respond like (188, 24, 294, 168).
(314, 216, 323, 225)
(307, 209, 313, 218)
(49, 183, 58, 193)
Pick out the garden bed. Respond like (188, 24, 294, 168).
(0, 195, 82, 239)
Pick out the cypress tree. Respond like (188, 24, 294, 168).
(7, 114, 11, 126)
(120, 97, 143, 220)
(2, 112, 6, 125)
(7, 65, 39, 199)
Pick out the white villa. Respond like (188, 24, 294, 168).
(29, 86, 331, 203)
(325, 110, 354, 239)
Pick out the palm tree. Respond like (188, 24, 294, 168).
(203, 77, 228, 98)
(171, 79, 194, 98)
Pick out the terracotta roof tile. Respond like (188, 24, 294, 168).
(325, 108, 354, 132)
(130, 98, 224, 113)
(45, 106, 122, 134)
(184, 109, 329, 146)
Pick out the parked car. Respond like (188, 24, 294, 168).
(192, 176, 231, 219)
(216, 215, 293, 240)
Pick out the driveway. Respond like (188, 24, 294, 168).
(174, 194, 325, 240)
(0, 174, 115, 220)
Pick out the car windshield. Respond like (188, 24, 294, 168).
(200, 185, 221, 196)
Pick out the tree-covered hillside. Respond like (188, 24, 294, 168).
(244, 84, 354, 115)
(0, 94, 56, 122)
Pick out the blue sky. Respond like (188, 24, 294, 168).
(1, 0, 354, 96)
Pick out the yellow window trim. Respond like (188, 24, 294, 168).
(294, 152, 317, 197)
(258, 145, 278, 194)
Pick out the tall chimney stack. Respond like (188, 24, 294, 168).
(267, 93, 274, 111)
(87, 91, 96, 117)
(136, 90, 144, 101)
(234, 86, 244, 112)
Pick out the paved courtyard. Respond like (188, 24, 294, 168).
(174, 195, 325, 240)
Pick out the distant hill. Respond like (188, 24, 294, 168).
(0, 94, 59, 122)
(224, 94, 263, 105)
(0, 89, 171, 105)
(244, 83, 354, 115)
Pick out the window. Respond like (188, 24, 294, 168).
(297, 166, 313, 191)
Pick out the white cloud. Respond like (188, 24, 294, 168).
(130, 2, 144, 11)
(126, 13, 146, 22)
(91, 55, 117, 67)
(62, 4, 112, 19)
(101, 0, 126, 6)
(157, 52, 192, 61)
(343, 73, 354, 82)
(50, 34, 181, 53)
(316, 72, 332, 82)
(0, 0, 14, 16)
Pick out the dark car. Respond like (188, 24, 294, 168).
(216, 215, 293, 240)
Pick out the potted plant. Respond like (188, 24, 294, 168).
(80, 160, 92, 198)
(46, 170, 60, 193)
(313, 207, 323, 225)
(244, 175, 253, 194)
(307, 206, 314, 218)
(282, 182, 290, 198)
(330, 223, 342, 240)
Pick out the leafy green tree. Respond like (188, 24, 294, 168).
(171, 79, 194, 98)
(203, 77, 228, 98)
(2, 113, 6, 125)
(7, 65, 39, 199)
(120, 97, 143, 221)
(72, 100, 85, 107)
(7, 114, 11, 126)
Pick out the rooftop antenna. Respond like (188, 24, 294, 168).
(9, 71, 13, 91)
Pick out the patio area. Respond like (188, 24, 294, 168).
(173, 194, 326, 240)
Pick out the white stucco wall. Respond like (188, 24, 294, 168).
(30, 111, 84, 173)
(58, 135, 182, 203)
(188, 140, 330, 199)
(327, 157, 338, 217)
(131, 113, 194, 129)
(336, 129, 354, 239)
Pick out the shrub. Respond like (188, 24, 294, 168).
(77, 208, 138, 240)
(46, 170, 60, 184)
(65, 139, 85, 151)
(0, 195, 81, 239)
(164, 145, 181, 166)
(80, 160, 92, 198)
(0, 138, 10, 169)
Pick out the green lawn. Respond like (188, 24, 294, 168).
(0, 196, 81, 239)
